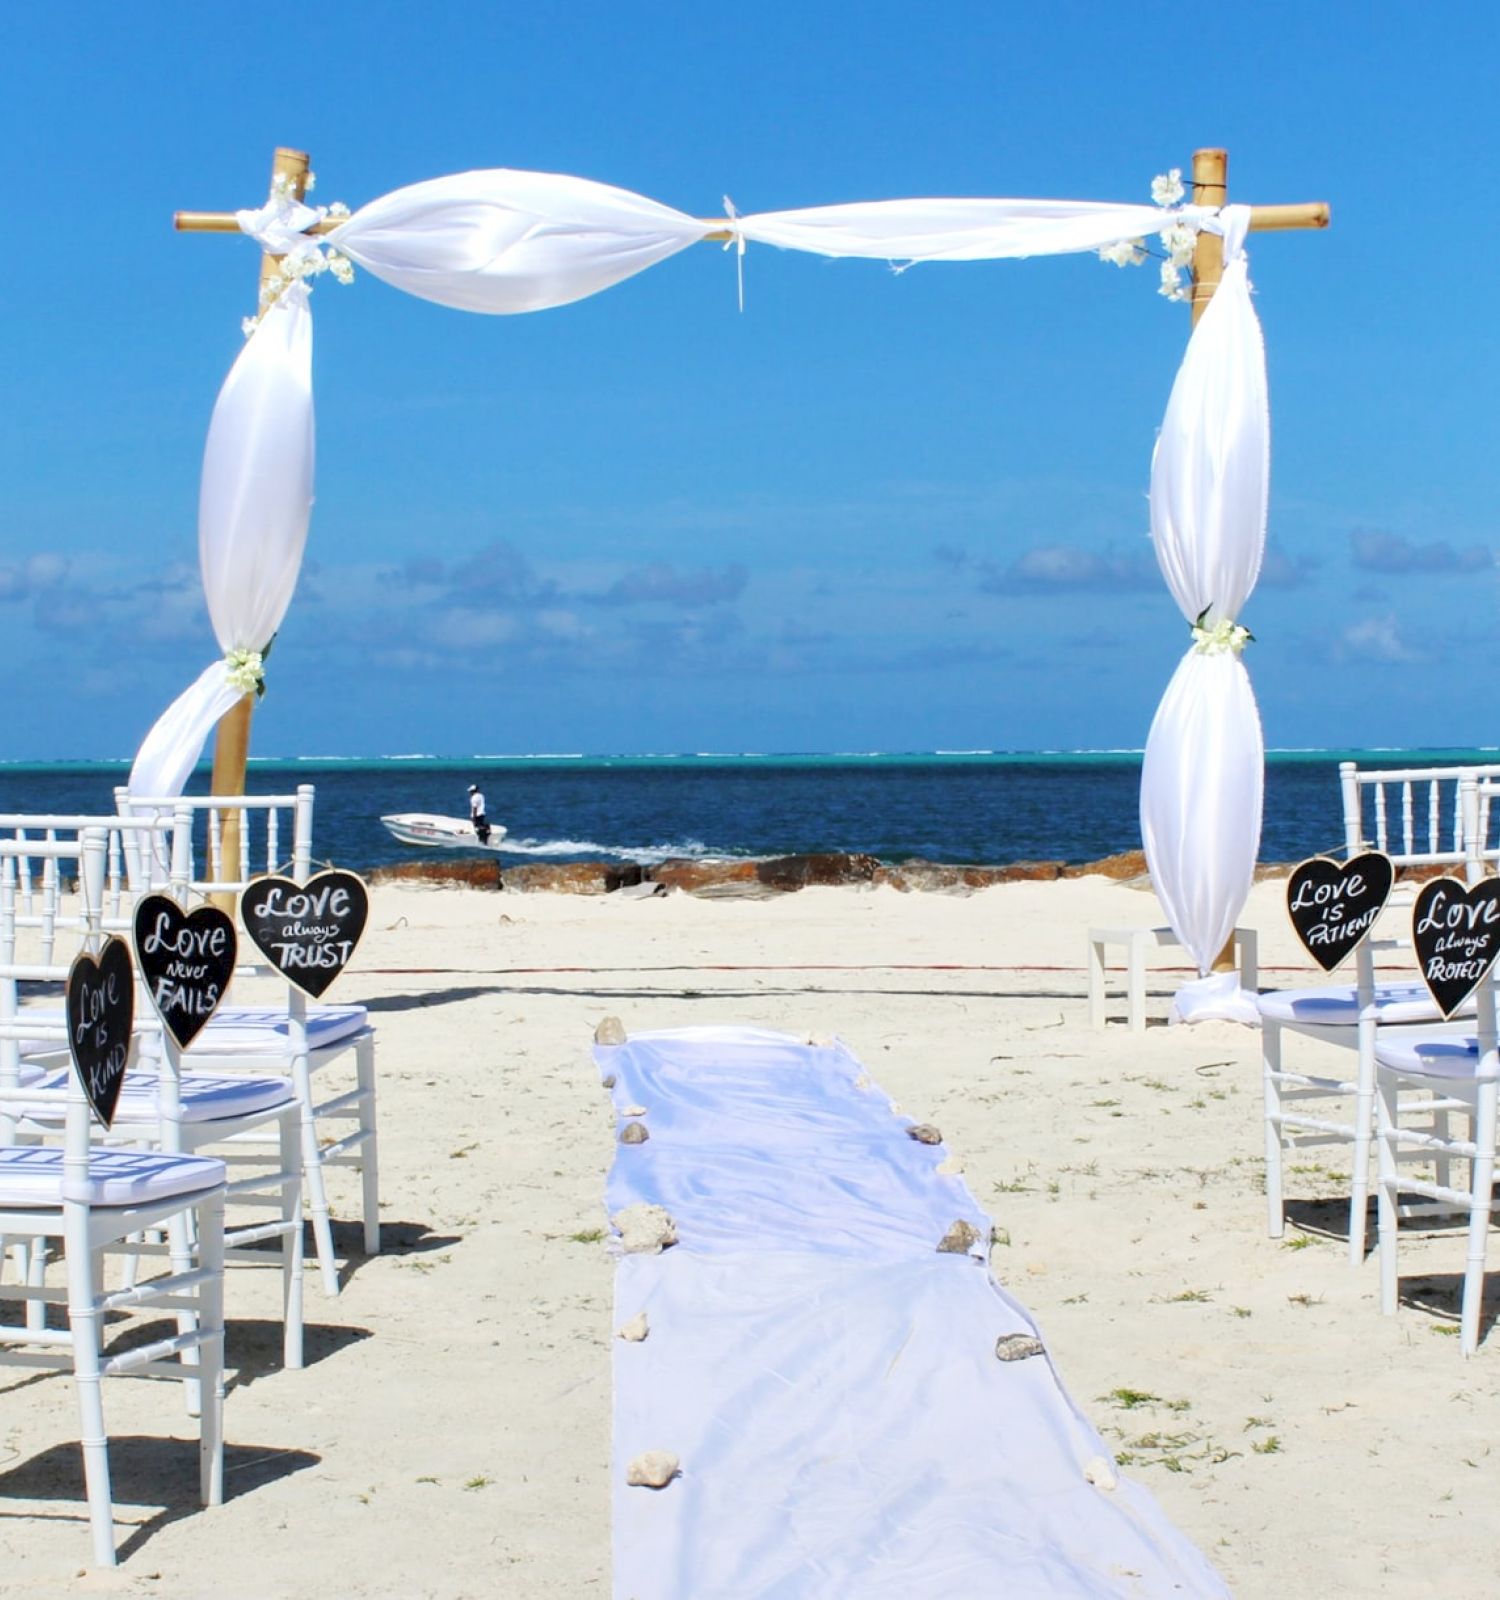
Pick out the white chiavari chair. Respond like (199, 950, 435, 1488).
(1259, 762, 1500, 1263)
(121, 787, 379, 1295)
(0, 818, 304, 1367)
(0, 830, 227, 1567)
(1371, 777, 1500, 1355)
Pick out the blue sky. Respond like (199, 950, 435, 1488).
(3, 2, 1497, 759)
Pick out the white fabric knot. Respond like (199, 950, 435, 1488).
(236, 195, 323, 256)
(1190, 609, 1253, 656)
(721, 195, 747, 311)
(224, 647, 265, 696)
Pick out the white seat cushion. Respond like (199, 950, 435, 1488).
(16, 1002, 367, 1061)
(0, 1146, 225, 1208)
(1257, 981, 1465, 1027)
(1374, 1031, 1500, 1082)
(22, 1069, 294, 1126)
(191, 1003, 367, 1054)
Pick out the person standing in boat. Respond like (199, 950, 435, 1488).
(468, 783, 491, 845)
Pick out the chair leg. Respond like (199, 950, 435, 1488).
(1127, 935, 1145, 1033)
(64, 1221, 115, 1568)
(197, 1190, 225, 1508)
(357, 1034, 380, 1256)
(1375, 1071, 1400, 1317)
(1348, 1018, 1377, 1265)
(1086, 936, 1105, 1029)
(166, 1207, 202, 1417)
(293, 1053, 340, 1298)
(1263, 1021, 1285, 1238)
(25, 1237, 48, 1334)
(1459, 1085, 1496, 1357)
(280, 1114, 305, 1370)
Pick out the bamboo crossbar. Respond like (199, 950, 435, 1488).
(174, 198, 1329, 242)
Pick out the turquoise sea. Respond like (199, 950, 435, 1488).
(0, 749, 1493, 872)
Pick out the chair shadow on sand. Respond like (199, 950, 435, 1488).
(363, 981, 1089, 1011)
(0, 1434, 320, 1561)
(1284, 1194, 1500, 1346)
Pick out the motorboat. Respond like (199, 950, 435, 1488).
(380, 813, 508, 851)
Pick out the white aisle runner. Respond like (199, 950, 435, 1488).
(600, 1027, 1229, 1600)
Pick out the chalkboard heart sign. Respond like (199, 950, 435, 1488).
(132, 895, 237, 1050)
(240, 870, 369, 998)
(1411, 877, 1500, 1018)
(1285, 852, 1395, 973)
(66, 936, 135, 1129)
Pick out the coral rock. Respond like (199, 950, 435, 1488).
(595, 1016, 627, 1045)
(615, 1312, 650, 1343)
(1083, 1456, 1118, 1491)
(994, 1333, 1046, 1362)
(626, 1451, 680, 1489)
(612, 1204, 678, 1255)
(936, 1219, 982, 1254)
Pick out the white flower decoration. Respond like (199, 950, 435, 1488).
(1190, 609, 1253, 656)
(1151, 168, 1186, 208)
(224, 647, 266, 695)
(1098, 238, 1147, 268)
(1161, 222, 1196, 267)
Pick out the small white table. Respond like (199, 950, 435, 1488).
(1086, 925, 1259, 1032)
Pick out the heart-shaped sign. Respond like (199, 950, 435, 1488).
(1285, 852, 1395, 973)
(132, 895, 237, 1050)
(1411, 876, 1500, 1018)
(240, 870, 369, 998)
(66, 936, 135, 1129)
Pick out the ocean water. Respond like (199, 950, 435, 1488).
(0, 749, 1493, 873)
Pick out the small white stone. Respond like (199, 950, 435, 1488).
(936, 1156, 963, 1176)
(620, 1104, 647, 1118)
(616, 1312, 650, 1342)
(625, 1450, 680, 1489)
(806, 1032, 834, 1048)
(994, 1333, 1045, 1362)
(612, 1204, 678, 1255)
(1083, 1455, 1118, 1492)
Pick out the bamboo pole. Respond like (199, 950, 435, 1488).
(1189, 147, 1228, 328)
(173, 198, 1330, 245)
(208, 146, 311, 905)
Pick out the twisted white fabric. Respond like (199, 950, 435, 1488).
(324, 169, 1209, 313)
(129, 287, 314, 798)
(1139, 207, 1268, 1021)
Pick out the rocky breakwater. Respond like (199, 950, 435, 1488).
(368, 849, 1170, 897)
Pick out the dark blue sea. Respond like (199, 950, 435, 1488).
(2, 749, 1495, 873)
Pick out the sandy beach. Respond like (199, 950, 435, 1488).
(4, 872, 1498, 1599)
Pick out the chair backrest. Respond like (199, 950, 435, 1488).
(0, 812, 192, 964)
(116, 787, 314, 897)
(1339, 760, 1500, 867)
(0, 831, 116, 1168)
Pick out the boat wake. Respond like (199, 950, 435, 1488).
(500, 836, 746, 865)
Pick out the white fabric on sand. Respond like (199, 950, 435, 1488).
(1139, 206, 1268, 1022)
(601, 1026, 1228, 1598)
(129, 287, 315, 798)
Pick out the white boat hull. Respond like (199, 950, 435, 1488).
(380, 813, 508, 852)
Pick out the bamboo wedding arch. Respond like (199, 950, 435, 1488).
(136, 144, 1328, 1021)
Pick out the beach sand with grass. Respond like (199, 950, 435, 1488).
(4, 873, 1497, 1598)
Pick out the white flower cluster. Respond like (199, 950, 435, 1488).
(224, 647, 266, 695)
(1190, 612, 1253, 656)
(1095, 168, 1198, 303)
(241, 178, 356, 336)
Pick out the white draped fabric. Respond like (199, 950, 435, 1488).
(324, 169, 1210, 315)
(1140, 207, 1268, 1023)
(133, 170, 1274, 962)
(129, 286, 314, 798)
(604, 1027, 1228, 1598)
